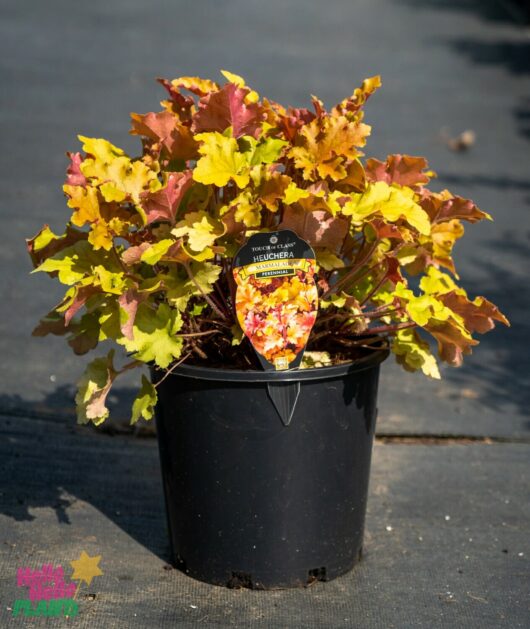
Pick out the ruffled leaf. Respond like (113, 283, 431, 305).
(333, 75, 382, 117)
(171, 76, 219, 97)
(192, 83, 264, 138)
(421, 191, 491, 224)
(280, 206, 349, 249)
(172, 211, 225, 254)
(340, 182, 431, 235)
(119, 303, 184, 368)
(79, 136, 161, 205)
(366, 154, 431, 187)
(33, 240, 120, 285)
(163, 262, 221, 311)
(26, 225, 86, 269)
(440, 292, 509, 333)
(130, 111, 198, 160)
(392, 328, 440, 379)
(65, 152, 87, 186)
(425, 320, 478, 367)
(289, 115, 370, 181)
(131, 375, 157, 424)
(140, 171, 194, 224)
(75, 350, 117, 425)
(192, 132, 250, 188)
(140, 239, 175, 265)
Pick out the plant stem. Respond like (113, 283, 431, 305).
(183, 261, 228, 320)
(359, 321, 416, 335)
(321, 241, 378, 299)
(118, 360, 142, 374)
(360, 262, 389, 306)
(178, 330, 220, 338)
(154, 352, 192, 387)
(213, 278, 232, 317)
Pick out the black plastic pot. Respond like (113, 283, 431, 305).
(153, 347, 388, 589)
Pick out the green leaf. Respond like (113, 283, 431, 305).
(231, 323, 244, 346)
(140, 239, 175, 265)
(119, 303, 184, 368)
(68, 312, 100, 355)
(316, 249, 345, 271)
(75, 350, 117, 425)
(419, 266, 460, 296)
(163, 262, 221, 311)
(240, 136, 287, 166)
(131, 375, 157, 424)
(190, 302, 208, 316)
(33, 241, 120, 286)
(392, 329, 440, 379)
(301, 351, 332, 368)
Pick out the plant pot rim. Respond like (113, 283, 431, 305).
(158, 344, 389, 383)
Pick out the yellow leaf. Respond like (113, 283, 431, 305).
(283, 182, 311, 205)
(392, 328, 441, 379)
(171, 76, 219, 96)
(172, 211, 225, 253)
(182, 244, 215, 261)
(63, 184, 100, 226)
(394, 283, 453, 326)
(93, 265, 126, 294)
(99, 182, 127, 203)
(316, 249, 345, 271)
(419, 266, 462, 296)
(288, 115, 369, 181)
(220, 70, 260, 103)
(87, 220, 114, 251)
(79, 136, 160, 204)
(193, 132, 250, 188)
(78, 136, 124, 161)
(140, 239, 175, 265)
(430, 219, 464, 275)
(221, 190, 261, 227)
(340, 182, 431, 235)
(29, 225, 60, 252)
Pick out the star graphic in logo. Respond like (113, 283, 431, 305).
(70, 551, 103, 586)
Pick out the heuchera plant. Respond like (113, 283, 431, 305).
(27, 71, 509, 425)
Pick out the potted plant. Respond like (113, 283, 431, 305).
(27, 71, 508, 589)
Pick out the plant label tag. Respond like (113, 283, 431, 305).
(232, 230, 319, 371)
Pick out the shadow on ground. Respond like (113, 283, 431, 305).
(444, 231, 530, 421)
(437, 172, 530, 193)
(0, 410, 169, 562)
(0, 386, 137, 428)
(449, 39, 530, 75)
(397, 0, 528, 25)
(514, 97, 530, 141)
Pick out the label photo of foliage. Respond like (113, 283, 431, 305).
(233, 230, 318, 370)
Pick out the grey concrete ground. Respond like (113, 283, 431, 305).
(1, 0, 529, 627)
(1, 414, 528, 628)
